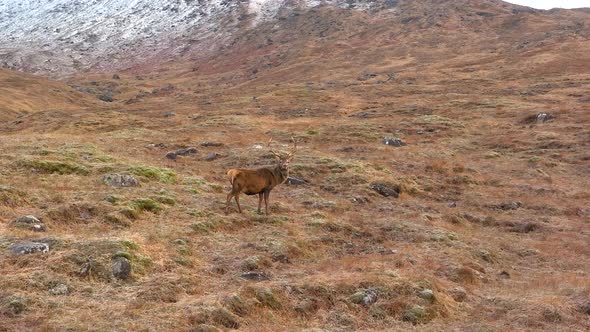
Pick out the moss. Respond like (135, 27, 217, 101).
(112, 251, 133, 260)
(129, 166, 176, 183)
(254, 288, 282, 309)
(20, 159, 89, 175)
(154, 195, 176, 206)
(130, 198, 162, 213)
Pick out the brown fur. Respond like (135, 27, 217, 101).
(225, 163, 289, 215)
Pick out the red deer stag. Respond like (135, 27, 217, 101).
(225, 138, 297, 215)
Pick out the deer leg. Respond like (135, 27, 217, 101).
(234, 194, 242, 213)
(258, 193, 263, 214)
(264, 190, 270, 215)
(225, 191, 234, 214)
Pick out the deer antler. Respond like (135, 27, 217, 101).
(287, 136, 297, 158)
(267, 138, 282, 159)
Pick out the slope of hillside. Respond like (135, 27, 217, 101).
(1, 0, 589, 331)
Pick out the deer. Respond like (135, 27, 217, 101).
(225, 138, 297, 215)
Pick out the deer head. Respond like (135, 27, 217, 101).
(268, 137, 297, 170)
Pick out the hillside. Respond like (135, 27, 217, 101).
(1, 0, 590, 331)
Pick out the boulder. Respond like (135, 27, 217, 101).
(382, 137, 406, 147)
(112, 257, 132, 280)
(11, 215, 46, 232)
(10, 241, 50, 255)
(102, 173, 140, 187)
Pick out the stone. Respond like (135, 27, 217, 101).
(165, 152, 177, 160)
(9, 241, 49, 255)
(98, 94, 113, 102)
(382, 137, 406, 147)
(12, 215, 46, 232)
(112, 257, 132, 280)
(112, 74, 121, 80)
(418, 289, 435, 302)
(286, 177, 306, 185)
(370, 182, 400, 198)
(102, 173, 140, 187)
(163, 112, 176, 118)
(200, 141, 223, 147)
(175, 147, 198, 156)
(205, 153, 221, 161)
(535, 113, 553, 123)
(350, 289, 378, 306)
(49, 284, 70, 296)
(240, 271, 270, 281)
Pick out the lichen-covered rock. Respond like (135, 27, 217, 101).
(11, 215, 46, 232)
(49, 284, 70, 296)
(371, 182, 400, 198)
(102, 173, 140, 187)
(350, 289, 378, 306)
(9, 241, 49, 255)
(383, 137, 406, 147)
(112, 257, 132, 280)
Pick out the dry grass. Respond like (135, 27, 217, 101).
(1, 2, 590, 331)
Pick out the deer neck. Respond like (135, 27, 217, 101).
(273, 164, 289, 185)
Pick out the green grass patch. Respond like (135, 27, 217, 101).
(19, 159, 89, 175)
(129, 166, 176, 183)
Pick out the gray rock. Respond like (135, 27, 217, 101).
(418, 289, 435, 302)
(350, 289, 378, 306)
(205, 153, 221, 161)
(10, 241, 49, 255)
(102, 173, 140, 187)
(163, 112, 176, 118)
(165, 152, 177, 160)
(286, 177, 306, 185)
(240, 271, 270, 281)
(370, 182, 400, 198)
(175, 147, 198, 156)
(535, 113, 553, 123)
(49, 283, 69, 296)
(98, 93, 113, 102)
(200, 141, 223, 147)
(382, 137, 406, 147)
(12, 215, 46, 232)
(112, 257, 132, 280)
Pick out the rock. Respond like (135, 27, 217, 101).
(163, 112, 176, 118)
(49, 283, 69, 296)
(535, 113, 553, 123)
(350, 289, 378, 306)
(418, 289, 435, 302)
(102, 173, 140, 187)
(165, 152, 177, 160)
(200, 141, 223, 147)
(286, 177, 306, 185)
(11, 215, 46, 232)
(9, 241, 49, 255)
(449, 287, 467, 302)
(205, 153, 221, 161)
(112, 257, 132, 280)
(382, 137, 406, 147)
(98, 93, 113, 102)
(176, 147, 198, 156)
(358, 72, 378, 81)
(350, 196, 370, 204)
(475, 249, 494, 263)
(240, 271, 270, 281)
(402, 305, 426, 323)
(370, 182, 400, 198)
(489, 201, 522, 210)
(112, 74, 121, 80)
